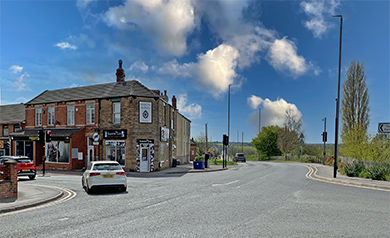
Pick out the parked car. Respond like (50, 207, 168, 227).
(234, 153, 246, 162)
(82, 161, 127, 194)
(0, 156, 37, 180)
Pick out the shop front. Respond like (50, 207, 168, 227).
(103, 129, 127, 167)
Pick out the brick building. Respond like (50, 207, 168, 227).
(8, 60, 191, 172)
(0, 104, 25, 157)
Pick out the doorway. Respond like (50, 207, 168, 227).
(140, 147, 150, 172)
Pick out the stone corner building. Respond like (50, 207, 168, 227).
(12, 60, 190, 172)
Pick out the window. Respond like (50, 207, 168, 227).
(14, 125, 20, 132)
(86, 104, 95, 124)
(106, 141, 125, 166)
(35, 108, 42, 126)
(48, 107, 55, 126)
(3, 125, 9, 136)
(113, 102, 121, 124)
(67, 105, 75, 125)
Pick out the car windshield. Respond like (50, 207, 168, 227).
(93, 164, 122, 171)
(236, 153, 244, 156)
(15, 159, 32, 163)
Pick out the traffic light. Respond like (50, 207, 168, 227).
(39, 130, 44, 143)
(223, 134, 229, 146)
(322, 132, 327, 142)
(46, 130, 51, 142)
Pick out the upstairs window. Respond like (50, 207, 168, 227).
(86, 104, 95, 124)
(3, 125, 9, 136)
(113, 102, 121, 124)
(35, 108, 42, 126)
(48, 107, 55, 126)
(14, 125, 21, 132)
(67, 105, 75, 125)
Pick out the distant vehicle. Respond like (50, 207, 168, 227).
(0, 156, 37, 180)
(82, 161, 127, 194)
(234, 153, 246, 163)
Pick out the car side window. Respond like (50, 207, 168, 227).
(87, 164, 93, 170)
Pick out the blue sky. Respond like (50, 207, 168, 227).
(1, 0, 389, 144)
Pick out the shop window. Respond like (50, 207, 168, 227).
(3, 125, 9, 136)
(106, 141, 125, 166)
(36, 108, 42, 126)
(16, 141, 33, 158)
(48, 107, 55, 126)
(67, 105, 75, 125)
(86, 103, 95, 124)
(46, 141, 70, 163)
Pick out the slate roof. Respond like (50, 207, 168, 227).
(26, 80, 159, 105)
(0, 104, 26, 124)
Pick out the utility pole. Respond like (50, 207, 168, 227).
(205, 123, 208, 154)
(242, 132, 244, 153)
(258, 107, 261, 161)
(228, 84, 231, 163)
(333, 15, 343, 178)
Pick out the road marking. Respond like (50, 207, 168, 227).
(212, 180, 239, 187)
(303, 164, 389, 192)
(0, 185, 77, 217)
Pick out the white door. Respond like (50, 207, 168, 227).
(140, 147, 149, 172)
(87, 146, 94, 167)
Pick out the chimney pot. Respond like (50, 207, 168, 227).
(172, 95, 177, 109)
(116, 59, 125, 82)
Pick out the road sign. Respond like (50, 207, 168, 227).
(378, 123, 390, 133)
(92, 132, 100, 142)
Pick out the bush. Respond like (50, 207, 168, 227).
(359, 169, 370, 179)
(368, 162, 390, 181)
(342, 162, 365, 177)
(194, 156, 204, 162)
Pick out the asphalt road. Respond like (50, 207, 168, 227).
(1, 162, 389, 237)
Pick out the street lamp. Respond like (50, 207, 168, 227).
(227, 84, 231, 167)
(333, 15, 343, 178)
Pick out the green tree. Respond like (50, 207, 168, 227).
(194, 133, 206, 156)
(340, 61, 370, 160)
(251, 125, 282, 157)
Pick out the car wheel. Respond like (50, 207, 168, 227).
(85, 181, 92, 194)
(29, 175, 36, 180)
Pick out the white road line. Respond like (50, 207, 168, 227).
(212, 180, 239, 187)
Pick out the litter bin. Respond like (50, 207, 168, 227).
(172, 159, 177, 167)
(205, 153, 210, 168)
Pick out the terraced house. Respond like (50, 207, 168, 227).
(8, 60, 191, 172)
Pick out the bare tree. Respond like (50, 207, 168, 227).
(278, 108, 303, 159)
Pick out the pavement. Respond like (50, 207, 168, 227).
(1, 162, 389, 214)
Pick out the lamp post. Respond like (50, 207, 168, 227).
(227, 84, 231, 167)
(257, 107, 261, 161)
(322, 117, 327, 165)
(333, 15, 343, 178)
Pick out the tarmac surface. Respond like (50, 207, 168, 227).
(1, 162, 389, 214)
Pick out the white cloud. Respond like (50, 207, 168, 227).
(267, 37, 308, 78)
(158, 44, 239, 99)
(9, 65, 23, 73)
(248, 95, 263, 110)
(103, 0, 196, 56)
(176, 93, 202, 119)
(129, 61, 149, 74)
(55, 42, 78, 50)
(0, 97, 29, 105)
(247, 97, 302, 129)
(76, 0, 96, 9)
(14, 72, 31, 91)
(301, 0, 341, 38)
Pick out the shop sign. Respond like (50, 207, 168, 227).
(160, 127, 169, 142)
(137, 139, 154, 144)
(139, 101, 152, 123)
(0, 140, 4, 149)
(103, 130, 127, 139)
(105, 140, 125, 147)
(28, 136, 40, 141)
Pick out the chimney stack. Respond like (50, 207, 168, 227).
(116, 59, 125, 82)
(172, 95, 177, 109)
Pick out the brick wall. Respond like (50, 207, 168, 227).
(0, 159, 18, 200)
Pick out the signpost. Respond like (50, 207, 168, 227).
(378, 123, 390, 133)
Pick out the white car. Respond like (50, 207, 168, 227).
(82, 161, 127, 194)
